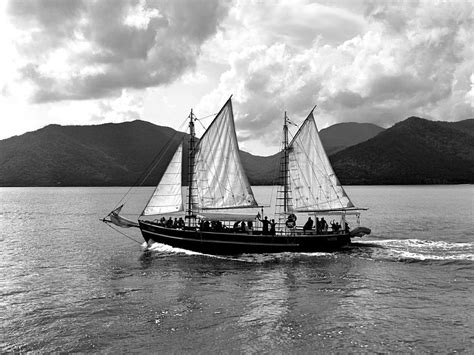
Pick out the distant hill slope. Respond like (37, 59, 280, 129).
(0, 120, 281, 186)
(1, 117, 472, 186)
(0, 121, 185, 186)
(240, 151, 280, 185)
(319, 122, 385, 155)
(331, 117, 474, 184)
(437, 118, 474, 137)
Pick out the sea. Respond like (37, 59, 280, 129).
(1, 185, 473, 353)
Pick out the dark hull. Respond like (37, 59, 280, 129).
(139, 220, 353, 255)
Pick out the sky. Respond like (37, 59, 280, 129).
(1, 0, 473, 155)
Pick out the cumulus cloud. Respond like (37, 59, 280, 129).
(7, 0, 230, 103)
(197, 0, 473, 154)
(3, 0, 473, 154)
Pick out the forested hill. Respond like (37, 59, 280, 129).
(0, 118, 472, 186)
(0, 121, 185, 186)
(330, 117, 474, 184)
(319, 122, 384, 155)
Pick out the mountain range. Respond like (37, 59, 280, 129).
(0, 117, 472, 186)
(331, 117, 474, 184)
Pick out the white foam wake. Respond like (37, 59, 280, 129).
(145, 242, 252, 262)
(356, 238, 474, 262)
(361, 239, 473, 250)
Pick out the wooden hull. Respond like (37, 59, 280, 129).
(139, 220, 353, 255)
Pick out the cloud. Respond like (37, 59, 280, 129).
(3, 0, 472, 154)
(7, 0, 230, 103)
(89, 89, 144, 122)
(196, 0, 473, 154)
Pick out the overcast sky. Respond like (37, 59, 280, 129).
(1, 0, 473, 155)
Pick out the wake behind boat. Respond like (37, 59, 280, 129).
(103, 97, 371, 254)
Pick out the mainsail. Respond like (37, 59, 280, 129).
(288, 112, 354, 212)
(192, 98, 258, 210)
(143, 143, 183, 215)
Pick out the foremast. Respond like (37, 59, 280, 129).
(276, 112, 294, 233)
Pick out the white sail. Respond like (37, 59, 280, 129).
(192, 98, 258, 210)
(143, 143, 183, 215)
(288, 113, 354, 211)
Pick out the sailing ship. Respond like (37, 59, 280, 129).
(103, 97, 371, 254)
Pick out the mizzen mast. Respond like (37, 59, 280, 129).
(187, 109, 196, 226)
(283, 111, 289, 215)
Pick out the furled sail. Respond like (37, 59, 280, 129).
(288, 112, 354, 212)
(143, 143, 183, 215)
(106, 205, 139, 228)
(192, 98, 258, 210)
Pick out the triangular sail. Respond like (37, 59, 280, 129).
(288, 112, 354, 212)
(143, 143, 183, 215)
(192, 98, 258, 210)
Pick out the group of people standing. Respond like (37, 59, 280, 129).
(257, 215, 277, 235)
(154, 215, 277, 235)
(303, 217, 349, 234)
(155, 214, 349, 235)
(156, 216, 185, 229)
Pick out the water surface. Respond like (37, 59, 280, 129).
(1, 186, 473, 352)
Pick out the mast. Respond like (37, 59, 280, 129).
(187, 109, 196, 225)
(276, 111, 293, 234)
(283, 111, 289, 214)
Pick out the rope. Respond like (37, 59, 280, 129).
(195, 112, 218, 121)
(110, 115, 190, 212)
(104, 221, 144, 245)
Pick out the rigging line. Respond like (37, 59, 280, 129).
(195, 112, 218, 121)
(267, 135, 287, 207)
(285, 114, 299, 128)
(195, 118, 207, 132)
(111, 116, 189, 211)
(113, 133, 178, 209)
(104, 222, 143, 245)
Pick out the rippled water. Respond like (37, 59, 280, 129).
(1, 186, 473, 353)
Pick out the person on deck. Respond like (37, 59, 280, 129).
(233, 221, 240, 232)
(315, 217, 320, 234)
(303, 217, 314, 234)
(269, 219, 276, 235)
(258, 215, 270, 234)
(248, 220, 253, 234)
(241, 221, 248, 233)
(166, 217, 173, 228)
(345, 222, 350, 234)
(320, 217, 328, 233)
